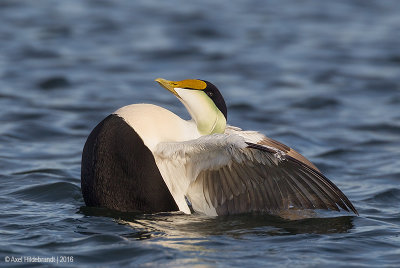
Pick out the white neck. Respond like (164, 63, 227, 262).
(175, 88, 226, 135)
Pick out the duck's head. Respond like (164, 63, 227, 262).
(155, 78, 227, 135)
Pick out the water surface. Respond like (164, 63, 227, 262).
(1, 0, 400, 266)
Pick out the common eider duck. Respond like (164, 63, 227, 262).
(81, 78, 358, 216)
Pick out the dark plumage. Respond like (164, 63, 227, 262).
(81, 114, 178, 212)
(202, 80, 228, 120)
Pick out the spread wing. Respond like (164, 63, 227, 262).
(153, 131, 358, 216)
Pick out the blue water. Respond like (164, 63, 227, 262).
(1, 0, 400, 266)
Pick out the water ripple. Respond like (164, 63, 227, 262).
(1, 0, 400, 266)
(364, 188, 400, 204)
(11, 182, 81, 202)
(291, 96, 340, 110)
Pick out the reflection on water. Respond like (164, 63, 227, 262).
(1, 0, 400, 266)
(77, 207, 357, 259)
(80, 206, 355, 253)
(125, 213, 353, 236)
(130, 213, 355, 256)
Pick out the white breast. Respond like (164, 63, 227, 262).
(115, 104, 200, 151)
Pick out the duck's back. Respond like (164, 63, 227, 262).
(81, 113, 178, 213)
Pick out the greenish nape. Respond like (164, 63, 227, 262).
(194, 91, 227, 135)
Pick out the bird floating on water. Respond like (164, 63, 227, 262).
(81, 78, 358, 216)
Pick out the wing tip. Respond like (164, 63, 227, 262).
(281, 155, 360, 216)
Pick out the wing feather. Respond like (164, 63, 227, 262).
(218, 169, 229, 204)
(202, 171, 213, 209)
(153, 132, 358, 216)
(206, 171, 218, 208)
(212, 170, 223, 205)
(298, 168, 346, 211)
(260, 172, 278, 211)
(295, 169, 337, 210)
(281, 168, 316, 208)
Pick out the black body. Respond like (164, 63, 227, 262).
(81, 114, 178, 212)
